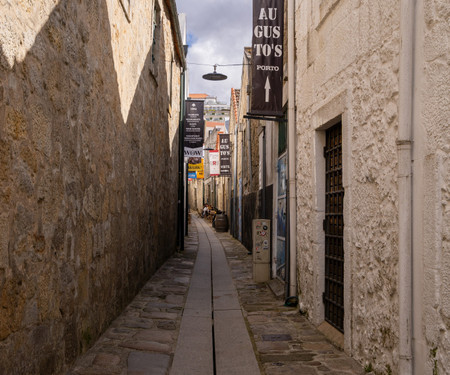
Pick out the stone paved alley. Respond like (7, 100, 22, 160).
(68, 215, 364, 375)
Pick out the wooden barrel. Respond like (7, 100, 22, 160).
(214, 213, 229, 232)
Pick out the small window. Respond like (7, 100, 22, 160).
(119, 0, 131, 22)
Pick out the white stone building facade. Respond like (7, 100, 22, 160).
(292, 0, 449, 373)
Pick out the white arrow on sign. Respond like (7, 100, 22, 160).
(264, 77, 271, 103)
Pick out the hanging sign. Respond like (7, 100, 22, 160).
(219, 134, 231, 176)
(250, 0, 284, 117)
(184, 100, 205, 157)
(209, 151, 220, 176)
(188, 158, 204, 179)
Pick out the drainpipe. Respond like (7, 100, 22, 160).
(262, 125, 266, 218)
(246, 113, 252, 186)
(178, 69, 186, 251)
(398, 0, 415, 373)
(234, 128, 238, 231)
(287, 0, 297, 297)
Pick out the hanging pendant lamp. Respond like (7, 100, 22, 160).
(202, 64, 227, 81)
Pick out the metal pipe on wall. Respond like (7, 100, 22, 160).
(398, 0, 416, 373)
(287, 0, 297, 297)
(177, 69, 186, 251)
(262, 125, 266, 218)
(233, 128, 238, 236)
(247, 94, 252, 186)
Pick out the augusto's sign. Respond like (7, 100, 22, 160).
(250, 0, 284, 117)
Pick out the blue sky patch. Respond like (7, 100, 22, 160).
(187, 33, 198, 46)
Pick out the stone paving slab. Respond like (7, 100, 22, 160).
(169, 316, 214, 375)
(214, 309, 261, 375)
(171, 217, 260, 375)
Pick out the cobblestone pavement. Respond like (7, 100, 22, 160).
(67, 225, 200, 375)
(216, 230, 364, 375)
(68, 215, 364, 374)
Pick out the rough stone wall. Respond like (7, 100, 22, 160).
(418, 0, 450, 373)
(0, 0, 182, 373)
(295, 0, 401, 372)
(229, 89, 239, 238)
(188, 179, 204, 214)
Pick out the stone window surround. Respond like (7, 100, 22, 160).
(311, 91, 352, 353)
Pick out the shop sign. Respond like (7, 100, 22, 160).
(209, 151, 220, 176)
(184, 100, 205, 157)
(219, 134, 231, 176)
(188, 158, 204, 179)
(250, 0, 284, 117)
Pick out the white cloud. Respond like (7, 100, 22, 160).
(176, 0, 252, 104)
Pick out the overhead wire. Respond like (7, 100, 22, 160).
(187, 62, 251, 67)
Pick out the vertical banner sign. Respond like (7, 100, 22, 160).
(219, 134, 231, 176)
(250, 0, 284, 117)
(209, 151, 220, 176)
(184, 100, 205, 157)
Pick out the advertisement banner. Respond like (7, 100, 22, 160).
(188, 158, 204, 179)
(219, 134, 231, 176)
(209, 151, 220, 176)
(250, 0, 284, 117)
(184, 100, 205, 157)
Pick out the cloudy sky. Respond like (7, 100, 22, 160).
(176, 0, 252, 104)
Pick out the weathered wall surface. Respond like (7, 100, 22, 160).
(417, 0, 450, 373)
(295, 0, 401, 372)
(0, 0, 182, 373)
(188, 178, 204, 214)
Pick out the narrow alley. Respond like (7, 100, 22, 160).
(1, 0, 449, 373)
(68, 215, 364, 375)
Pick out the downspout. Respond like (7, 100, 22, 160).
(246, 96, 252, 185)
(262, 125, 266, 218)
(236, 123, 239, 238)
(287, 0, 297, 297)
(398, 0, 415, 373)
(178, 69, 186, 251)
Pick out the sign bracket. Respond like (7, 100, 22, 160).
(244, 114, 287, 123)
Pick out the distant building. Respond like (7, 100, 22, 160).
(189, 93, 230, 132)
(187, 94, 230, 213)
(229, 47, 273, 251)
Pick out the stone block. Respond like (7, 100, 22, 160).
(127, 351, 170, 375)
(93, 353, 121, 366)
(120, 340, 171, 354)
(133, 329, 175, 343)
